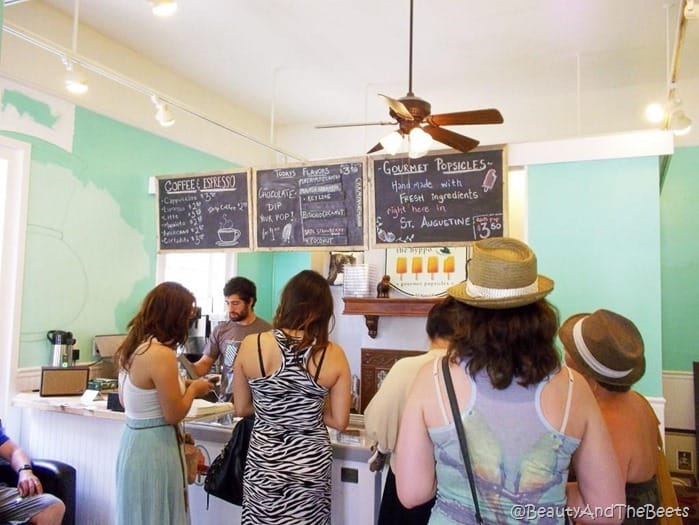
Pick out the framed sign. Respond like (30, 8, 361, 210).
(253, 158, 366, 250)
(385, 246, 468, 297)
(371, 146, 506, 247)
(157, 170, 252, 251)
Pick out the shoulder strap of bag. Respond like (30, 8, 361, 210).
(441, 356, 483, 524)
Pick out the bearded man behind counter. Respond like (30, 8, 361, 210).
(192, 276, 272, 402)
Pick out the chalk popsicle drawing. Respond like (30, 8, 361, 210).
(281, 222, 294, 244)
(482, 168, 497, 192)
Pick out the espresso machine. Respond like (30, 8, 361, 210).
(184, 307, 210, 357)
(47, 330, 77, 367)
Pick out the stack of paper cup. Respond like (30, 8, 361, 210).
(342, 264, 377, 297)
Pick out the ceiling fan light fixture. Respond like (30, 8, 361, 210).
(150, 0, 178, 17)
(62, 58, 88, 95)
(408, 127, 433, 159)
(380, 131, 404, 155)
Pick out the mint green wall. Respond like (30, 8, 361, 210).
(3, 103, 235, 366)
(237, 251, 312, 323)
(238, 252, 274, 322)
(660, 146, 699, 371)
(528, 157, 662, 396)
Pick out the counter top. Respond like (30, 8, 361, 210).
(12, 391, 234, 423)
(14, 392, 371, 460)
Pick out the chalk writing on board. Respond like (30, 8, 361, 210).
(157, 170, 251, 251)
(254, 160, 365, 249)
(372, 148, 505, 246)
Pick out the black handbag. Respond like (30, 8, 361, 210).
(204, 414, 254, 507)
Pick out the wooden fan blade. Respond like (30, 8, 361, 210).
(423, 125, 480, 153)
(426, 108, 504, 127)
(379, 94, 414, 121)
(315, 121, 395, 129)
(367, 142, 384, 154)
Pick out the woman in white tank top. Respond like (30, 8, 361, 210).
(114, 282, 213, 525)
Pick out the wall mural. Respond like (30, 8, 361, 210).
(0, 76, 75, 152)
(0, 77, 227, 367)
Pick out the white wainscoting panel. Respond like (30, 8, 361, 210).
(19, 409, 121, 525)
(663, 370, 696, 431)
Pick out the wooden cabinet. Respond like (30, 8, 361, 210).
(342, 297, 441, 337)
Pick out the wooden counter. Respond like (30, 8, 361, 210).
(14, 392, 378, 524)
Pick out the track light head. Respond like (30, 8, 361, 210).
(151, 95, 175, 127)
(62, 57, 88, 95)
(150, 0, 177, 17)
(670, 109, 692, 136)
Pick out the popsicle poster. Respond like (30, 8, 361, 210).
(384, 246, 467, 297)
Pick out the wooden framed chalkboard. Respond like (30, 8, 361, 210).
(253, 158, 366, 250)
(157, 170, 252, 251)
(370, 146, 506, 247)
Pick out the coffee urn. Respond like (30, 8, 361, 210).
(47, 330, 76, 367)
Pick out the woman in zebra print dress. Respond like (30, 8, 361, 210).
(233, 270, 352, 524)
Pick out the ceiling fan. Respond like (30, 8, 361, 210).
(317, 0, 504, 157)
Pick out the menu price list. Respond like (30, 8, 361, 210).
(372, 148, 505, 246)
(157, 171, 251, 251)
(254, 160, 365, 249)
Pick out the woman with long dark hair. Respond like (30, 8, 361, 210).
(395, 238, 624, 524)
(115, 282, 213, 525)
(233, 269, 351, 524)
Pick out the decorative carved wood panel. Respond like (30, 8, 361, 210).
(360, 348, 424, 413)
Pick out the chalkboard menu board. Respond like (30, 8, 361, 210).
(157, 170, 251, 251)
(253, 158, 366, 250)
(371, 147, 506, 247)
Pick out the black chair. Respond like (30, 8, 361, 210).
(0, 458, 76, 525)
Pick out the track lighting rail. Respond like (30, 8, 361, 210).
(1, 21, 305, 161)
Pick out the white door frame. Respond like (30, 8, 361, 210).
(0, 135, 31, 427)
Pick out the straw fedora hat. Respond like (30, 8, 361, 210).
(446, 237, 554, 309)
(559, 309, 645, 386)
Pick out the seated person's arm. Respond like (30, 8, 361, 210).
(0, 438, 41, 497)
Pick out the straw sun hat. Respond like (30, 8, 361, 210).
(446, 237, 554, 309)
(559, 309, 645, 387)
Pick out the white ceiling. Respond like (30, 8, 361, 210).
(5, 0, 699, 153)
